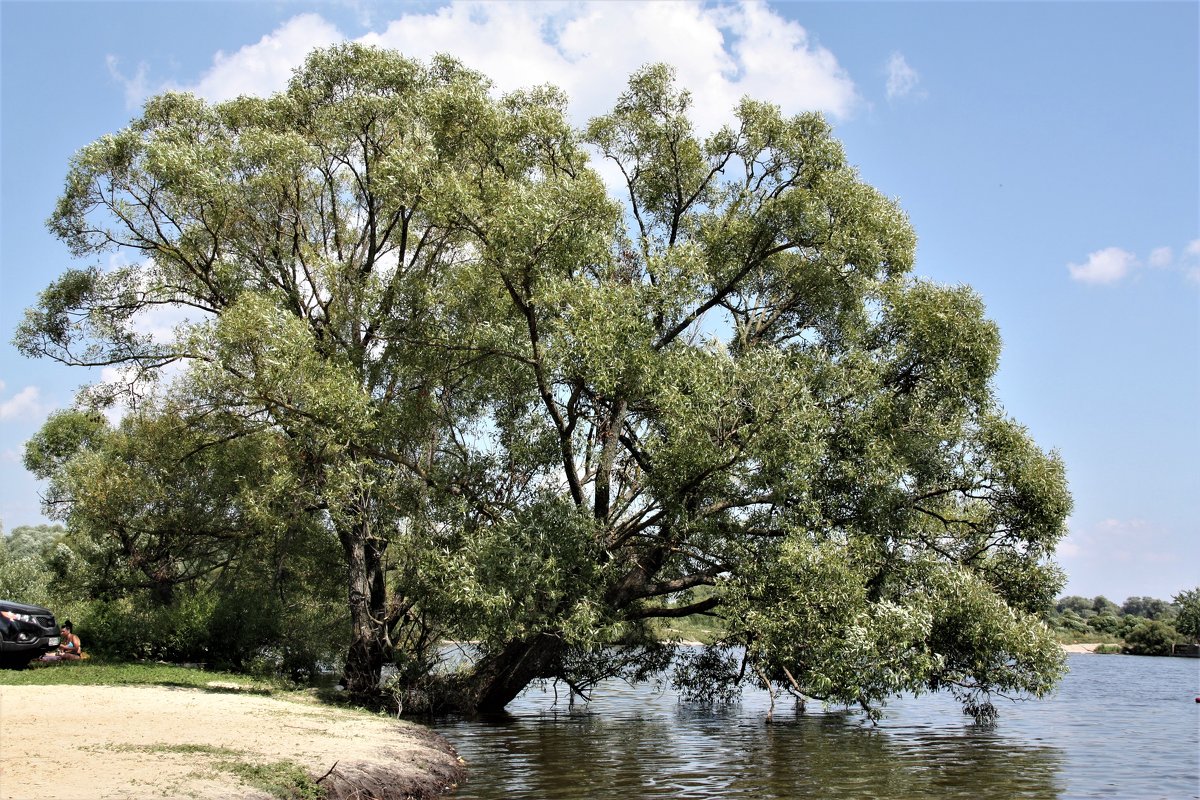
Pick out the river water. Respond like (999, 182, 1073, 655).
(437, 653, 1199, 799)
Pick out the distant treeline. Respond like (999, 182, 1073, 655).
(1046, 592, 1200, 655)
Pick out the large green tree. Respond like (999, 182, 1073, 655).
(18, 45, 1070, 713)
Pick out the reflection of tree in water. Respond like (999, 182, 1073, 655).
(740, 712, 1064, 799)
(447, 702, 1064, 799)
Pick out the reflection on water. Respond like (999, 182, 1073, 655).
(437, 653, 1199, 799)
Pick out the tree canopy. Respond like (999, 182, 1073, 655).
(17, 44, 1071, 716)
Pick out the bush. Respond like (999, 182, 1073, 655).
(75, 586, 346, 680)
(80, 593, 216, 662)
(1088, 612, 1121, 635)
(1121, 619, 1177, 656)
(1058, 610, 1091, 634)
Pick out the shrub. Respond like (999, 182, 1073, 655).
(1121, 619, 1177, 656)
(74, 585, 345, 681)
(79, 593, 215, 662)
(1088, 612, 1121, 635)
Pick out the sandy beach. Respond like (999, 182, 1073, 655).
(0, 684, 464, 799)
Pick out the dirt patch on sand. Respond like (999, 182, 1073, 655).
(0, 684, 465, 799)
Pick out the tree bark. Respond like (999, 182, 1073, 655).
(467, 633, 564, 713)
(340, 517, 389, 696)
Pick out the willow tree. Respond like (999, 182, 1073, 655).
(18, 45, 1070, 713)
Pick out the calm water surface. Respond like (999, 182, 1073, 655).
(437, 653, 1199, 799)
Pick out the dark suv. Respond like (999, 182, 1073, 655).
(0, 599, 59, 668)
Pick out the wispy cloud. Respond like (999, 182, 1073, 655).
(1056, 517, 1193, 599)
(105, 55, 151, 111)
(1059, 518, 1182, 569)
(1148, 246, 1173, 268)
(885, 51, 922, 101)
(1185, 239, 1200, 284)
(117, 2, 858, 133)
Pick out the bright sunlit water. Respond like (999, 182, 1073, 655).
(436, 653, 1199, 799)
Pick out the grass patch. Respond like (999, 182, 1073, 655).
(0, 659, 288, 694)
(651, 614, 728, 644)
(83, 742, 246, 757)
(0, 658, 401, 721)
(147, 743, 247, 757)
(215, 759, 325, 800)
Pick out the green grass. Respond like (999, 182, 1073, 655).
(92, 743, 246, 757)
(0, 658, 401, 721)
(651, 613, 728, 644)
(214, 759, 326, 800)
(0, 658, 289, 694)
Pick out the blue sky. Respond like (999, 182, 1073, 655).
(1, 1, 1196, 602)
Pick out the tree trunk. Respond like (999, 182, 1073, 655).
(467, 633, 564, 713)
(340, 518, 389, 696)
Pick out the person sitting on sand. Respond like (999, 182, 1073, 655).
(40, 621, 83, 662)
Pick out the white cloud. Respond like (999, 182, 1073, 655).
(885, 52, 921, 101)
(363, 1, 857, 130)
(1148, 246, 1173, 268)
(167, 2, 855, 132)
(1069, 241, 1200, 286)
(0, 385, 46, 422)
(1066, 247, 1138, 285)
(191, 13, 345, 102)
